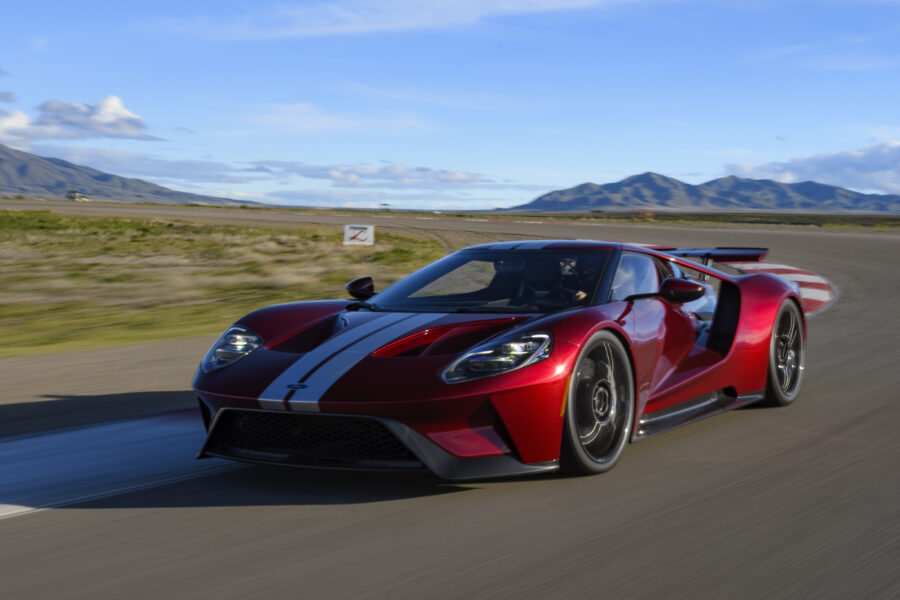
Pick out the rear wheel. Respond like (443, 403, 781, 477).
(561, 331, 634, 474)
(763, 300, 805, 406)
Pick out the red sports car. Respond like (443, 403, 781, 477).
(194, 240, 805, 479)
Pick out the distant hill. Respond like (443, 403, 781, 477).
(0, 144, 257, 207)
(511, 172, 900, 213)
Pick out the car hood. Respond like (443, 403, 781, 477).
(196, 309, 542, 403)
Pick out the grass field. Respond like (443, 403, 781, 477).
(0, 210, 447, 357)
(3, 202, 897, 357)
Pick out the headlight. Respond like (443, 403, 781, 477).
(441, 332, 552, 383)
(201, 325, 262, 373)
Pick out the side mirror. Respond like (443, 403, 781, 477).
(659, 277, 705, 304)
(345, 276, 375, 300)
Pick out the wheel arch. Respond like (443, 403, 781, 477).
(562, 325, 640, 453)
(723, 273, 803, 395)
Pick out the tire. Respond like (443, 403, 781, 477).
(561, 331, 634, 474)
(763, 300, 805, 406)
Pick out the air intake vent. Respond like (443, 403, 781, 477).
(205, 410, 421, 469)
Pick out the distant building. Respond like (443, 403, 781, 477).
(66, 191, 90, 202)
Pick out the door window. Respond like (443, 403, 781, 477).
(609, 253, 660, 301)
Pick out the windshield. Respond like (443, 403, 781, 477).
(370, 249, 612, 313)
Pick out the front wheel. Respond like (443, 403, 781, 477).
(561, 331, 634, 475)
(763, 300, 805, 406)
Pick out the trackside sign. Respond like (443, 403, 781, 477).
(343, 224, 375, 246)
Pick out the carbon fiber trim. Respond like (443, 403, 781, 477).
(634, 389, 765, 440)
(198, 408, 559, 480)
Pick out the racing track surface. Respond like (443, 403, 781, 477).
(1, 202, 899, 599)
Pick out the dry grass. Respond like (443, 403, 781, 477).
(0, 210, 447, 357)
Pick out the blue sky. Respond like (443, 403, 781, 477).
(1, 1, 899, 209)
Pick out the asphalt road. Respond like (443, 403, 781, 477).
(1, 203, 898, 599)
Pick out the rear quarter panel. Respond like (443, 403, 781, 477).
(721, 273, 804, 394)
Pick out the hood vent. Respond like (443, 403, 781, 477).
(268, 314, 344, 354)
(371, 318, 525, 358)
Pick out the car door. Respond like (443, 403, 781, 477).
(609, 252, 697, 404)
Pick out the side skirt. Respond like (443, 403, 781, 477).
(633, 389, 765, 441)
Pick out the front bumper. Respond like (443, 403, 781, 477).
(198, 407, 558, 480)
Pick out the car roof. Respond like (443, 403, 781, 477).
(459, 240, 736, 281)
(460, 240, 623, 251)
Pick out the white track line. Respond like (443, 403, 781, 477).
(776, 273, 829, 284)
(797, 287, 833, 302)
(726, 261, 836, 316)
(0, 411, 239, 520)
(727, 262, 795, 270)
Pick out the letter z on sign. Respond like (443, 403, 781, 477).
(343, 224, 375, 246)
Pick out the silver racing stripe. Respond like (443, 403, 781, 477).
(258, 313, 446, 410)
(258, 312, 410, 409)
(285, 313, 444, 411)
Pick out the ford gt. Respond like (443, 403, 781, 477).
(194, 240, 806, 479)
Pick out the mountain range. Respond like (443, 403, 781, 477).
(2, 143, 898, 212)
(0, 144, 256, 207)
(510, 172, 900, 213)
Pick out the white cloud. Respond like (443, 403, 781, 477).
(0, 110, 32, 138)
(267, 187, 523, 210)
(30, 36, 51, 51)
(250, 103, 431, 133)
(252, 160, 495, 189)
(337, 83, 519, 112)
(789, 53, 898, 71)
(726, 142, 900, 194)
(750, 30, 898, 71)
(0, 95, 155, 144)
(750, 42, 824, 63)
(23, 146, 544, 205)
(253, 103, 359, 133)
(28, 146, 260, 184)
(153, 0, 626, 40)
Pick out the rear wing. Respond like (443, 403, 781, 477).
(652, 245, 833, 317)
(657, 247, 769, 266)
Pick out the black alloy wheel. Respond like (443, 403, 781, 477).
(562, 331, 634, 474)
(763, 300, 805, 406)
